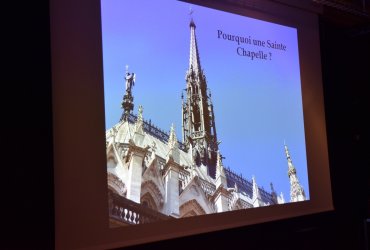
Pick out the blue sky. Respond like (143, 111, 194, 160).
(101, 0, 310, 202)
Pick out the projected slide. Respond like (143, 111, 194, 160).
(101, 0, 309, 227)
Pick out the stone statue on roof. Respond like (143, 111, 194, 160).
(125, 65, 135, 94)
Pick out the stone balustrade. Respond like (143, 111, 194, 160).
(124, 113, 187, 151)
(108, 192, 171, 225)
(198, 177, 216, 196)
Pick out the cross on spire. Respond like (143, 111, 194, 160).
(189, 5, 194, 17)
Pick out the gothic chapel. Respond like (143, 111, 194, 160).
(106, 18, 305, 226)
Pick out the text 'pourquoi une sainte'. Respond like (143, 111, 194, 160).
(217, 30, 287, 60)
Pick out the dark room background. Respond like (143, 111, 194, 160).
(3, 0, 369, 249)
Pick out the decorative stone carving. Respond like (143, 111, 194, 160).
(141, 180, 164, 209)
(107, 172, 127, 197)
(134, 105, 144, 134)
(167, 124, 180, 163)
(180, 199, 206, 217)
(168, 123, 178, 149)
(140, 192, 159, 211)
(150, 141, 157, 159)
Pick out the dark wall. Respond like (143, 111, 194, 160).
(3, 1, 369, 249)
(3, 1, 54, 249)
(320, 14, 369, 222)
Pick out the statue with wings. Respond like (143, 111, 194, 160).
(125, 71, 135, 94)
(124, 65, 135, 94)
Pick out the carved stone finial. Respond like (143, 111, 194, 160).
(168, 123, 178, 149)
(252, 175, 260, 198)
(134, 105, 144, 134)
(151, 141, 157, 159)
(279, 192, 285, 203)
(166, 123, 180, 164)
(217, 150, 222, 167)
(216, 150, 225, 178)
(138, 105, 143, 121)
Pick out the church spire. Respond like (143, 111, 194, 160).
(188, 16, 202, 77)
(182, 14, 218, 178)
(284, 143, 306, 202)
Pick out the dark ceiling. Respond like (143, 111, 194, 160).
(221, 0, 370, 35)
(313, 0, 370, 35)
